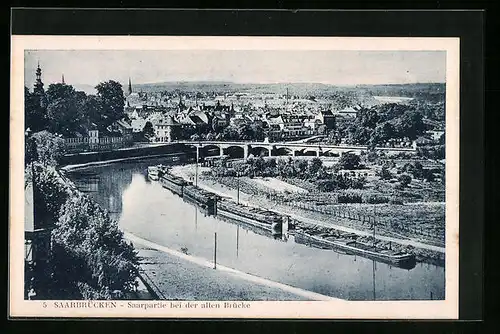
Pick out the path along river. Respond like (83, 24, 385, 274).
(67, 157, 445, 301)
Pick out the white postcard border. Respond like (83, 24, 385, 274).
(10, 35, 459, 319)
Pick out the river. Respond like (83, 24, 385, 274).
(67, 157, 445, 301)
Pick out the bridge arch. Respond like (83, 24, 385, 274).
(200, 144, 222, 157)
(249, 146, 271, 157)
(224, 145, 245, 159)
(273, 147, 294, 157)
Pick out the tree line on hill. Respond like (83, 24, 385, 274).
(325, 101, 443, 148)
(210, 154, 367, 191)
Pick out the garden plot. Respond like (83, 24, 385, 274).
(250, 177, 309, 194)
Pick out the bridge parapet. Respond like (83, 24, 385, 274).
(176, 140, 416, 158)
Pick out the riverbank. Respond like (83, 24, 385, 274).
(61, 152, 189, 172)
(59, 142, 192, 166)
(65, 157, 445, 300)
(126, 232, 336, 301)
(169, 164, 445, 266)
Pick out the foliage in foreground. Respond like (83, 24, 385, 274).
(31, 163, 138, 299)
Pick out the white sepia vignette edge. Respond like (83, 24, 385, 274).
(9, 35, 459, 319)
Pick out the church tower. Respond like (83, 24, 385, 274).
(128, 77, 132, 95)
(33, 62, 44, 95)
(61, 74, 65, 85)
(33, 62, 47, 108)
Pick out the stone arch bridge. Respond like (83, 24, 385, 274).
(176, 140, 416, 159)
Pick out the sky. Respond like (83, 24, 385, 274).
(24, 50, 446, 91)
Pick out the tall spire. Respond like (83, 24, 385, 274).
(35, 62, 42, 83)
(34, 62, 44, 95)
(33, 62, 47, 108)
(61, 74, 65, 84)
(128, 77, 132, 95)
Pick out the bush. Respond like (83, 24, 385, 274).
(362, 194, 390, 204)
(211, 166, 236, 177)
(29, 131, 66, 166)
(337, 192, 363, 203)
(32, 163, 73, 225)
(389, 198, 404, 205)
(316, 179, 339, 192)
(398, 173, 412, 187)
(339, 152, 361, 170)
(377, 166, 393, 180)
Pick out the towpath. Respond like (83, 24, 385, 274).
(124, 232, 343, 302)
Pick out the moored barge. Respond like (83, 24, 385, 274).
(182, 185, 218, 215)
(217, 200, 283, 233)
(160, 171, 191, 196)
(147, 166, 160, 181)
(294, 231, 416, 269)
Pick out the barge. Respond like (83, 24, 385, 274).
(294, 230, 416, 269)
(217, 200, 283, 234)
(160, 171, 191, 196)
(147, 166, 160, 181)
(182, 185, 218, 215)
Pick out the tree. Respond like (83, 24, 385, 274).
(46, 83, 76, 104)
(233, 160, 250, 176)
(237, 123, 253, 140)
(25, 87, 47, 132)
(316, 124, 327, 135)
(373, 122, 396, 143)
(80, 95, 103, 127)
(31, 163, 73, 229)
(377, 166, 393, 180)
(249, 122, 265, 141)
(398, 173, 412, 187)
(346, 125, 373, 145)
(338, 152, 361, 170)
(327, 129, 342, 145)
(263, 158, 277, 176)
(52, 194, 138, 299)
(95, 80, 125, 128)
(222, 125, 239, 140)
(293, 159, 308, 178)
(306, 157, 323, 179)
(253, 156, 266, 176)
(31, 131, 66, 166)
(357, 107, 379, 129)
(276, 158, 288, 177)
(375, 103, 411, 122)
(411, 161, 424, 179)
(46, 97, 82, 136)
(395, 111, 425, 140)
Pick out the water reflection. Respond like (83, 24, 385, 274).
(68, 157, 445, 301)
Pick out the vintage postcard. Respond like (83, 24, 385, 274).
(10, 36, 459, 318)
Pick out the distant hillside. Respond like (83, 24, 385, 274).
(133, 81, 445, 101)
(72, 84, 97, 95)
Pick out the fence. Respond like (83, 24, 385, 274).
(212, 175, 445, 242)
(267, 194, 445, 241)
(64, 135, 133, 153)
